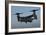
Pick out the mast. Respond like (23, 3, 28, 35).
(16, 13, 20, 21)
(33, 10, 37, 19)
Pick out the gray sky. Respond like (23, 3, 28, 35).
(11, 6, 40, 29)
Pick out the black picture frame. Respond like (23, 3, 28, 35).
(5, 0, 45, 35)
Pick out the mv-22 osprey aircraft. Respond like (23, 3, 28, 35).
(13, 9, 39, 23)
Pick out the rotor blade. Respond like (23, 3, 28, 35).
(16, 13, 23, 14)
(13, 13, 23, 15)
(35, 9, 39, 11)
(12, 14, 16, 15)
(13, 9, 39, 15)
(29, 9, 39, 12)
